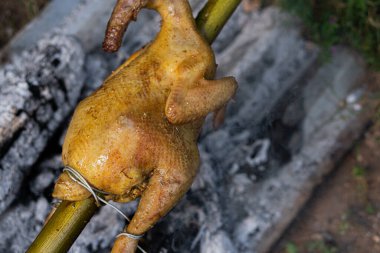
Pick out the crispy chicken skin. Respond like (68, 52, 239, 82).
(52, 0, 237, 252)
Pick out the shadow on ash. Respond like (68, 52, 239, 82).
(0, 1, 374, 253)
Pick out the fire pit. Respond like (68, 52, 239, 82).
(0, 1, 374, 252)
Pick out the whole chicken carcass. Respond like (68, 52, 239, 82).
(52, 0, 237, 252)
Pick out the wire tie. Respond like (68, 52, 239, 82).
(62, 166, 146, 253)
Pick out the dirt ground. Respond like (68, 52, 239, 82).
(0, 0, 48, 48)
(272, 73, 380, 253)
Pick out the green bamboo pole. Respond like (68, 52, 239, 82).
(27, 199, 98, 253)
(26, 0, 242, 252)
(196, 0, 242, 44)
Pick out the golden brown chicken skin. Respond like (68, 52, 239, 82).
(52, 0, 237, 252)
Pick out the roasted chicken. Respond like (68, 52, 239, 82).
(52, 0, 237, 252)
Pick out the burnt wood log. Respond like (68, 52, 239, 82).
(0, 35, 85, 213)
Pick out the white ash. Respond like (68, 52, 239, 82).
(346, 88, 364, 112)
(244, 139, 271, 167)
(201, 231, 237, 253)
(29, 170, 55, 196)
(0, 197, 50, 253)
(0, 34, 85, 213)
